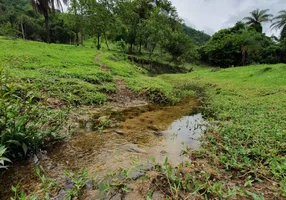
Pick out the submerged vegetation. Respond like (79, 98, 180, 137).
(0, 0, 285, 199)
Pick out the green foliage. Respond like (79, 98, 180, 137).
(0, 145, 11, 169)
(243, 9, 273, 33)
(11, 183, 38, 200)
(200, 22, 281, 67)
(35, 166, 58, 200)
(155, 157, 239, 199)
(271, 10, 286, 40)
(183, 24, 211, 46)
(0, 68, 68, 159)
(0, 38, 112, 105)
(162, 63, 286, 197)
(163, 31, 197, 63)
(64, 168, 88, 198)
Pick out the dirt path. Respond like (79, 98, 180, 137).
(94, 52, 144, 106)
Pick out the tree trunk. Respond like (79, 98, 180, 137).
(81, 27, 84, 46)
(129, 42, 133, 54)
(97, 33, 100, 50)
(44, 13, 50, 43)
(139, 37, 142, 54)
(103, 32, 110, 50)
(76, 32, 79, 46)
(20, 17, 25, 40)
(149, 43, 157, 58)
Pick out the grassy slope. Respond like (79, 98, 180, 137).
(0, 38, 113, 105)
(1, 38, 285, 197)
(162, 64, 286, 196)
(0, 38, 176, 105)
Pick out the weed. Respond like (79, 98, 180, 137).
(0, 145, 11, 169)
(64, 168, 88, 198)
(10, 183, 38, 200)
(0, 69, 68, 159)
(35, 166, 57, 200)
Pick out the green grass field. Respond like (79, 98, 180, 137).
(0, 38, 285, 198)
(0, 38, 178, 105)
(162, 64, 286, 197)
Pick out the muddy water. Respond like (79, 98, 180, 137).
(0, 98, 207, 199)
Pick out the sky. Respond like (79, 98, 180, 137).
(171, 0, 286, 36)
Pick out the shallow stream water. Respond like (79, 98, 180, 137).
(0, 98, 207, 199)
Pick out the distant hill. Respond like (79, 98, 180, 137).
(183, 24, 211, 46)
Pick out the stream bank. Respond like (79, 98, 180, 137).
(0, 97, 209, 199)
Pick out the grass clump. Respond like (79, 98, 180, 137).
(0, 68, 68, 160)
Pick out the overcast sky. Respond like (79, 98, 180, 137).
(171, 0, 286, 36)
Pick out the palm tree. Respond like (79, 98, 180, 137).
(31, 0, 68, 43)
(271, 10, 286, 40)
(243, 9, 273, 33)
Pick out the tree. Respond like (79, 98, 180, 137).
(182, 24, 210, 46)
(163, 31, 195, 63)
(271, 10, 286, 40)
(30, 0, 68, 43)
(200, 22, 280, 67)
(86, 0, 115, 50)
(243, 9, 273, 33)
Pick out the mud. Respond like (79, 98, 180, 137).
(0, 98, 208, 199)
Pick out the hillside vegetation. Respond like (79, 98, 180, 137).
(162, 64, 286, 197)
(0, 0, 286, 199)
(0, 38, 285, 198)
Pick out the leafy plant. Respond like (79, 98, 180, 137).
(0, 145, 11, 169)
(64, 168, 88, 199)
(11, 183, 38, 200)
(35, 166, 57, 200)
(0, 68, 68, 159)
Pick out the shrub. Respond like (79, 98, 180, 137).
(0, 68, 68, 159)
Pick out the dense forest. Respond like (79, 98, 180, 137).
(0, 0, 209, 64)
(1, 1, 286, 67)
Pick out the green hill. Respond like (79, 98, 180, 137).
(183, 24, 211, 46)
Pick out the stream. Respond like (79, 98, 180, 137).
(0, 98, 207, 199)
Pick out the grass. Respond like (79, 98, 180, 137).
(99, 51, 179, 103)
(0, 38, 113, 105)
(0, 38, 179, 105)
(0, 37, 285, 198)
(162, 64, 286, 197)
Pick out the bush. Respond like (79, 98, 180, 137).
(0, 145, 10, 169)
(0, 68, 68, 159)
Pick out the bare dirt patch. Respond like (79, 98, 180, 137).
(94, 52, 145, 106)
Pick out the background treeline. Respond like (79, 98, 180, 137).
(0, 0, 209, 64)
(201, 9, 286, 67)
(1, 1, 286, 67)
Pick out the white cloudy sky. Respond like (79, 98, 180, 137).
(171, 0, 286, 36)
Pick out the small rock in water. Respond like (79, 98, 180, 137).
(110, 193, 122, 200)
(85, 121, 96, 132)
(84, 190, 101, 200)
(121, 143, 146, 153)
(153, 131, 163, 136)
(152, 191, 165, 200)
(85, 180, 93, 190)
(148, 125, 159, 131)
(114, 129, 125, 136)
(32, 154, 39, 164)
(50, 189, 67, 200)
(128, 170, 145, 180)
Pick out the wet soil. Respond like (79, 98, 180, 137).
(95, 52, 144, 106)
(0, 98, 206, 199)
